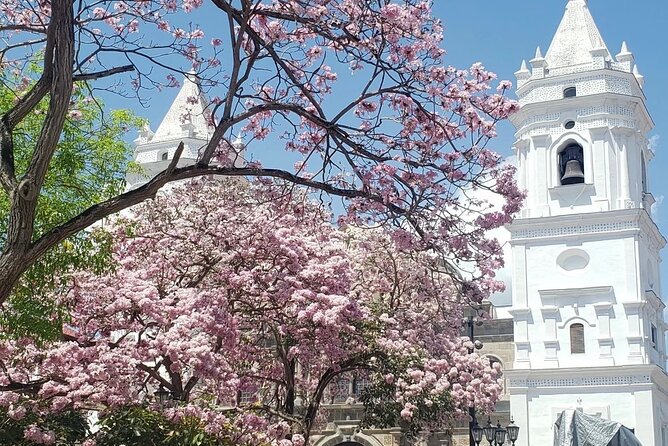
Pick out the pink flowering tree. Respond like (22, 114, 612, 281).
(0, 179, 502, 445)
(0, 0, 523, 306)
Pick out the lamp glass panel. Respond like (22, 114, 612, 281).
(495, 427, 507, 445)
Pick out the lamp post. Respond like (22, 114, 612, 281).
(465, 315, 484, 446)
(506, 418, 519, 445)
(475, 417, 519, 446)
(471, 419, 484, 445)
(463, 308, 520, 446)
(154, 385, 172, 408)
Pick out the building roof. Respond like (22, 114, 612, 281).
(152, 72, 213, 143)
(545, 0, 612, 68)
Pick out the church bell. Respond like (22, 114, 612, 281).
(561, 159, 585, 185)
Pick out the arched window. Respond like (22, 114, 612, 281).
(564, 87, 577, 98)
(570, 323, 585, 354)
(559, 144, 585, 185)
(161, 152, 169, 161)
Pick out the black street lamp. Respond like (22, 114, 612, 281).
(154, 385, 172, 407)
(483, 418, 496, 446)
(506, 418, 520, 445)
(494, 421, 507, 445)
(477, 417, 519, 446)
(471, 419, 484, 445)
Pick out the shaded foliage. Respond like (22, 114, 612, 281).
(0, 72, 142, 340)
(0, 408, 88, 445)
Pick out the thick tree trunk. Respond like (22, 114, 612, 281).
(0, 0, 73, 306)
(0, 252, 25, 302)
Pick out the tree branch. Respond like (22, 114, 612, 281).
(72, 64, 135, 81)
(30, 163, 403, 263)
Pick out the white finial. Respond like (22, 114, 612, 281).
(633, 64, 645, 88)
(530, 47, 547, 71)
(134, 123, 154, 144)
(231, 134, 246, 168)
(232, 134, 245, 151)
(515, 59, 530, 84)
(616, 41, 634, 65)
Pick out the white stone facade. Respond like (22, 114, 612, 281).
(505, 1, 668, 445)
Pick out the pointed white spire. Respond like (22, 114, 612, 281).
(152, 72, 213, 143)
(134, 122, 154, 145)
(545, 0, 611, 68)
(515, 59, 530, 78)
(231, 134, 246, 168)
(633, 64, 645, 88)
(616, 41, 634, 65)
(534, 46, 543, 60)
(515, 59, 531, 87)
(530, 46, 547, 74)
(232, 133, 245, 151)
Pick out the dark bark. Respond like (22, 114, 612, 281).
(0, 0, 74, 304)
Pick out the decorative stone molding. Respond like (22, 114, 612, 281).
(518, 74, 634, 106)
(508, 374, 651, 389)
(512, 219, 635, 240)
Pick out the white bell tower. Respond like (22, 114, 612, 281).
(505, 1, 668, 445)
(126, 72, 215, 190)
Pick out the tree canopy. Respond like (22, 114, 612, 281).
(0, 179, 502, 445)
(0, 0, 523, 305)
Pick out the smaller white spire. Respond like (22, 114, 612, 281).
(530, 47, 547, 75)
(231, 134, 246, 168)
(616, 41, 634, 62)
(232, 133, 245, 151)
(633, 64, 645, 88)
(134, 122, 155, 145)
(515, 60, 530, 77)
(534, 46, 544, 60)
(515, 60, 531, 87)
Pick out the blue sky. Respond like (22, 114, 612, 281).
(129, 0, 668, 289)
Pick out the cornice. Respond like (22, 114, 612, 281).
(507, 208, 665, 249)
(516, 69, 644, 100)
(505, 364, 668, 390)
(510, 93, 652, 135)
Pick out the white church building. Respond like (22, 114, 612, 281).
(129, 1, 668, 445)
(501, 0, 668, 445)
